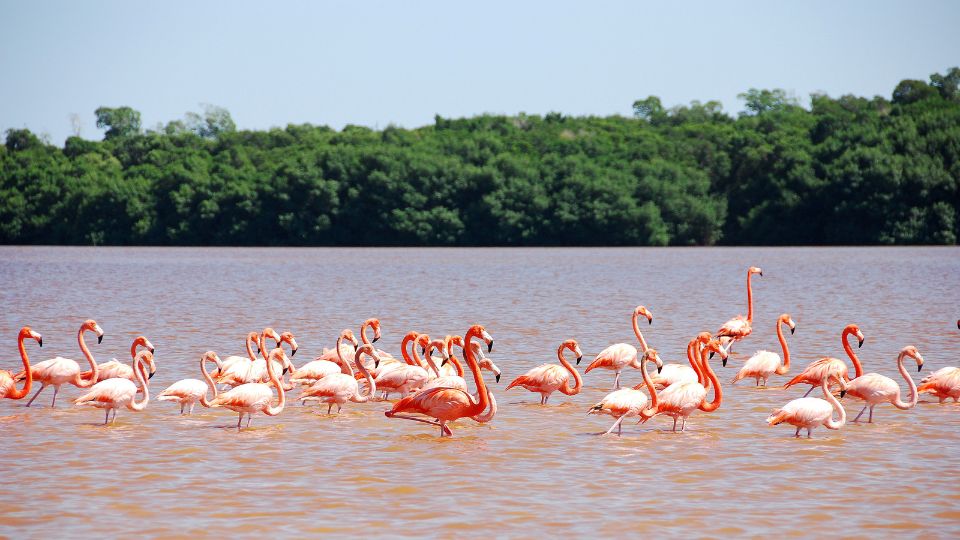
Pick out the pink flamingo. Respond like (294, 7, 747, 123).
(156, 351, 222, 414)
(299, 343, 379, 414)
(355, 318, 400, 376)
(584, 305, 653, 389)
(81, 336, 156, 385)
(639, 339, 725, 432)
(248, 330, 297, 385)
(74, 350, 153, 424)
(209, 347, 288, 429)
(843, 345, 924, 422)
(217, 328, 282, 388)
(716, 266, 762, 354)
(375, 331, 431, 399)
(648, 331, 723, 391)
(767, 375, 847, 437)
(588, 349, 663, 435)
(21, 319, 103, 407)
(784, 324, 864, 397)
(447, 335, 501, 382)
(732, 314, 796, 387)
(314, 328, 360, 365)
(417, 338, 468, 392)
(289, 329, 357, 386)
(385, 324, 495, 437)
(507, 339, 583, 404)
(214, 331, 260, 379)
(1, 327, 42, 400)
(918, 366, 960, 403)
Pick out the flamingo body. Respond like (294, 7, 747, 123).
(289, 359, 342, 385)
(375, 365, 430, 397)
(157, 379, 208, 413)
(733, 351, 781, 386)
(918, 367, 960, 402)
(649, 363, 698, 390)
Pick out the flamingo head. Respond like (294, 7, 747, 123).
(20, 327, 42, 347)
(427, 339, 447, 361)
(339, 329, 359, 350)
(831, 374, 848, 398)
(901, 346, 924, 372)
(202, 351, 222, 370)
(356, 343, 380, 368)
(280, 331, 299, 356)
(780, 314, 796, 335)
(364, 318, 382, 343)
(643, 348, 663, 373)
(749, 266, 763, 277)
(635, 305, 653, 325)
(562, 339, 583, 364)
(134, 335, 155, 354)
(415, 333, 431, 356)
(477, 356, 502, 383)
(468, 325, 494, 353)
(703, 340, 726, 367)
(135, 350, 155, 379)
(82, 319, 104, 344)
(844, 324, 864, 348)
(262, 328, 281, 352)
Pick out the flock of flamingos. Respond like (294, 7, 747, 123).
(2, 266, 958, 437)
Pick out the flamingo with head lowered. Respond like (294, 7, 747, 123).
(81, 335, 155, 384)
(843, 345, 924, 423)
(585, 305, 653, 389)
(209, 347, 288, 429)
(639, 338, 725, 432)
(1, 327, 42, 401)
(588, 348, 662, 436)
(716, 266, 762, 355)
(916, 320, 960, 403)
(157, 351, 222, 414)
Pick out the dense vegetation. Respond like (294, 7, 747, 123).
(2, 69, 959, 246)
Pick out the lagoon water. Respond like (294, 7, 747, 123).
(1, 246, 959, 537)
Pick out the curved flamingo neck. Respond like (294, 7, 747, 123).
(199, 356, 218, 407)
(336, 337, 353, 376)
(892, 351, 919, 410)
(471, 388, 497, 423)
(129, 354, 149, 410)
(422, 343, 442, 377)
(76, 326, 98, 388)
(841, 329, 863, 378)
(638, 356, 659, 418)
(775, 319, 790, 375)
(821, 378, 846, 429)
(400, 333, 417, 366)
(449, 353, 465, 377)
(746, 270, 755, 323)
(411, 340, 427, 370)
(557, 345, 582, 396)
(261, 349, 285, 415)
(353, 348, 375, 401)
(360, 320, 375, 346)
(687, 339, 706, 388)
(632, 313, 649, 352)
(245, 332, 258, 362)
(463, 329, 489, 417)
(129, 337, 147, 359)
(698, 347, 722, 412)
(10, 330, 33, 399)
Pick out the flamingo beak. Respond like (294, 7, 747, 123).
(858, 338, 864, 348)
(373, 336, 380, 343)
(441, 358, 449, 366)
(374, 358, 380, 368)
(495, 373, 501, 383)
(421, 347, 426, 356)
(291, 348, 298, 357)
(648, 317, 653, 325)
(790, 327, 795, 335)
(38, 337, 43, 347)
(710, 352, 715, 359)
(576, 356, 582, 365)
(150, 347, 156, 354)
(759, 271, 763, 277)
(149, 369, 156, 380)
(722, 357, 728, 367)
(487, 340, 494, 353)
(918, 364, 923, 372)
(657, 364, 663, 374)
(840, 389, 847, 398)
(98, 335, 103, 344)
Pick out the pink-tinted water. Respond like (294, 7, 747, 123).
(1, 246, 959, 537)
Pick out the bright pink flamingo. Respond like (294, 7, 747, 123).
(584, 305, 653, 389)
(843, 345, 924, 422)
(82, 336, 156, 385)
(290, 330, 356, 386)
(732, 314, 796, 387)
(447, 335, 501, 382)
(639, 339, 725, 432)
(74, 350, 152, 424)
(217, 328, 282, 388)
(21, 319, 103, 407)
(716, 266, 762, 354)
(507, 339, 583, 404)
(648, 331, 723, 390)
(767, 375, 847, 437)
(588, 349, 663, 435)
(375, 331, 431, 399)
(784, 324, 864, 397)
(1, 327, 42, 400)
(299, 343, 379, 414)
(385, 324, 495, 437)
(209, 347, 288, 429)
(156, 351, 222, 414)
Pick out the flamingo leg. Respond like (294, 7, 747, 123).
(794, 427, 801, 437)
(756, 378, 760, 387)
(806, 428, 812, 438)
(189, 402, 196, 415)
(51, 385, 60, 407)
(327, 403, 333, 415)
(868, 406, 875, 423)
(605, 413, 628, 436)
(104, 409, 110, 424)
(680, 416, 687, 432)
(180, 403, 185, 415)
(246, 414, 252, 427)
(237, 413, 243, 430)
(802, 385, 815, 398)
(112, 409, 119, 424)
(853, 405, 868, 423)
(26, 384, 45, 407)
(614, 371, 621, 389)
(671, 417, 678, 431)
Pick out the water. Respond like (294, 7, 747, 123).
(1, 246, 959, 537)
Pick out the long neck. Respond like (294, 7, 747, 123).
(199, 357, 218, 407)
(421, 345, 442, 377)
(128, 356, 149, 410)
(746, 271, 754, 323)
(557, 346, 582, 396)
(632, 313, 649, 351)
(9, 331, 33, 399)
(245, 333, 257, 361)
(263, 350, 285, 416)
(841, 330, 863, 378)
(337, 337, 353, 376)
(352, 351, 375, 402)
(400, 334, 416, 366)
(822, 379, 846, 429)
(892, 352, 919, 410)
(129, 338, 143, 359)
(471, 388, 497, 423)
(638, 356, 659, 419)
(687, 340, 706, 387)
(774, 319, 790, 375)
(462, 329, 489, 417)
(75, 327, 98, 388)
(449, 354, 465, 377)
(360, 321, 372, 346)
(698, 347, 722, 412)
(411, 341, 428, 371)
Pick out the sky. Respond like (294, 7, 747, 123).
(2, 0, 958, 145)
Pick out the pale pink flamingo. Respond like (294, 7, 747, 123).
(209, 347, 288, 429)
(355, 318, 399, 376)
(248, 330, 297, 385)
(156, 351, 222, 414)
(314, 329, 359, 365)
(584, 305, 653, 389)
(21, 319, 103, 407)
(217, 328, 282, 388)
(1, 327, 42, 400)
(639, 339, 725, 432)
(81, 336, 156, 386)
(767, 375, 847, 437)
(417, 338, 468, 393)
(648, 331, 724, 391)
(843, 345, 924, 422)
(447, 335, 501, 382)
(588, 349, 663, 436)
(74, 350, 152, 424)
(214, 331, 260, 379)
(385, 324, 495, 437)
(784, 324, 864, 397)
(375, 331, 431, 399)
(299, 343, 379, 414)
(716, 266, 762, 354)
(289, 330, 356, 386)
(507, 339, 583, 404)
(918, 366, 960, 403)
(732, 314, 796, 387)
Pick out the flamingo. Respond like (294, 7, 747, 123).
(417, 338, 468, 392)
(648, 331, 722, 391)
(1, 327, 42, 400)
(217, 328, 282, 388)
(584, 305, 653, 389)
(21, 319, 103, 407)
(299, 343, 379, 414)
(209, 347, 288, 429)
(588, 349, 663, 436)
(732, 314, 796, 387)
(843, 346, 924, 423)
(784, 324, 864, 397)
(918, 366, 960, 403)
(355, 318, 399, 376)
(156, 351, 222, 414)
(507, 339, 583, 404)
(385, 324, 495, 437)
(248, 331, 297, 386)
(447, 335, 501, 382)
(289, 330, 356, 386)
(716, 266, 762, 355)
(214, 331, 260, 379)
(313, 329, 360, 365)
(80, 335, 156, 384)
(374, 331, 431, 399)
(639, 338, 725, 432)
(767, 375, 847, 437)
(74, 350, 153, 424)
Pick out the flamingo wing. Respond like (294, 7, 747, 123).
(158, 379, 207, 401)
(74, 378, 137, 407)
(585, 343, 637, 373)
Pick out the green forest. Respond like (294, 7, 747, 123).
(2, 68, 958, 246)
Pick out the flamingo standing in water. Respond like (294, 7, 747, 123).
(784, 324, 864, 397)
(916, 320, 960, 403)
(375, 331, 431, 399)
(447, 335, 502, 382)
(732, 314, 796, 387)
(156, 351, 222, 414)
(213, 331, 260, 379)
(767, 375, 847, 437)
(385, 324, 495, 437)
(843, 346, 924, 423)
(217, 328, 282, 388)
(81, 336, 156, 384)
(640, 339, 725, 432)
(584, 305, 653, 389)
(648, 332, 721, 390)
(355, 318, 400, 376)
(716, 266, 762, 355)
(289, 329, 357, 386)
(588, 348, 662, 435)
(299, 343, 379, 414)
(74, 350, 153, 424)
(1, 327, 42, 400)
(21, 319, 103, 407)
(248, 331, 297, 386)
(313, 329, 360, 365)
(209, 347, 288, 429)
(507, 339, 583, 404)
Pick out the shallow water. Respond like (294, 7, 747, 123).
(1, 246, 959, 537)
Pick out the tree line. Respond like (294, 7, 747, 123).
(2, 69, 958, 246)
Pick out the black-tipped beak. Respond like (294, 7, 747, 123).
(858, 338, 864, 348)
(576, 356, 583, 365)
(38, 338, 43, 347)
(441, 358, 449, 366)
(97, 335, 103, 344)
(723, 358, 729, 367)
(656, 365, 662, 373)
(372, 336, 380, 343)
(291, 348, 298, 357)
(283, 366, 290, 375)
(759, 271, 763, 277)
(256, 348, 260, 355)
(149, 347, 155, 354)
(710, 351, 715, 359)
(918, 364, 923, 372)
(374, 359, 380, 369)
(495, 374, 501, 383)
(420, 347, 426, 356)
(648, 318, 652, 325)
(840, 390, 846, 398)
(149, 370, 156, 380)
(487, 340, 494, 353)
(790, 327, 795, 335)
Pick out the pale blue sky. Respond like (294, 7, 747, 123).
(2, 0, 958, 145)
